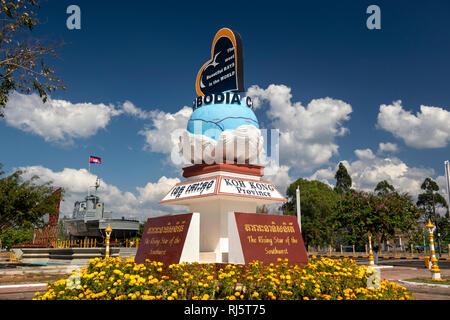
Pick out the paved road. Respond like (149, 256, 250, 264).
(378, 266, 450, 300)
(0, 283, 47, 300)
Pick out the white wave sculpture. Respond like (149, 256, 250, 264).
(178, 125, 263, 164)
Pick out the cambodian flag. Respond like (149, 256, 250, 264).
(89, 156, 101, 164)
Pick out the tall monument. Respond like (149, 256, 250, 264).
(136, 28, 308, 265)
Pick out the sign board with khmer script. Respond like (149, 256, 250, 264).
(135, 213, 199, 264)
(159, 177, 218, 203)
(228, 212, 308, 264)
(160, 176, 286, 204)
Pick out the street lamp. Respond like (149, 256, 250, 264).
(367, 231, 375, 266)
(105, 224, 112, 258)
(425, 219, 441, 280)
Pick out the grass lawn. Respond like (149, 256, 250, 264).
(405, 277, 450, 285)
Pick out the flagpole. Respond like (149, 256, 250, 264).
(88, 158, 91, 197)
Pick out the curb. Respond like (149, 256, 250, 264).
(398, 280, 450, 289)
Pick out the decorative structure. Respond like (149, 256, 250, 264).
(367, 231, 375, 266)
(137, 28, 308, 265)
(105, 224, 112, 258)
(33, 188, 62, 247)
(425, 219, 441, 280)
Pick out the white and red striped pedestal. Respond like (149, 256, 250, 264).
(159, 163, 287, 263)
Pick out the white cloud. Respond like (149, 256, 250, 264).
(263, 164, 293, 195)
(377, 142, 398, 154)
(247, 84, 352, 172)
(4, 92, 121, 143)
(4, 93, 157, 144)
(17, 166, 183, 222)
(309, 150, 436, 199)
(354, 148, 376, 160)
(136, 176, 181, 204)
(377, 100, 450, 148)
(121, 101, 152, 119)
(309, 167, 336, 188)
(139, 106, 193, 154)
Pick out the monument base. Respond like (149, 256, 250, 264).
(153, 163, 300, 264)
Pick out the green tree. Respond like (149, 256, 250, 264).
(0, 0, 65, 116)
(416, 177, 448, 255)
(416, 178, 448, 221)
(332, 190, 420, 253)
(334, 162, 352, 196)
(0, 164, 61, 232)
(256, 205, 269, 214)
(137, 222, 146, 238)
(281, 178, 339, 246)
(0, 224, 34, 248)
(374, 180, 395, 196)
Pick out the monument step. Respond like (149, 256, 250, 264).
(199, 252, 217, 263)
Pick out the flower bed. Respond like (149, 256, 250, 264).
(33, 256, 414, 300)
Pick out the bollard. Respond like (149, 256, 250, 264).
(352, 245, 355, 255)
(340, 245, 343, 255)
(426, 219, 441, 280)
(367, 232, 375, 265)
(105, 224, 112, 258)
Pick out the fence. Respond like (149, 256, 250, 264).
(307, 244, 450, 258)
(50, 238, 140, 249)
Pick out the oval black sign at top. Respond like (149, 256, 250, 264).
(195, 28, 244, 96)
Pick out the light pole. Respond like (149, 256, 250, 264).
(425, 219, 441, 280)
(296, 186, 301, 233)
(367, 231, 375, 266)
(105, 224, 112, 258)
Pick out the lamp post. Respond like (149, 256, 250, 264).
(368, 231, 375, 266)
(425, 219, 441, 280)
(296, 186, 301, 233)
(105, 224, 112, 258)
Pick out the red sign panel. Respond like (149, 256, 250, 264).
(135, 213, 193, 264)
(234, 212, 308, 264)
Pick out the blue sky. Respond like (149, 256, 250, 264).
(1, 0, 449, 220)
